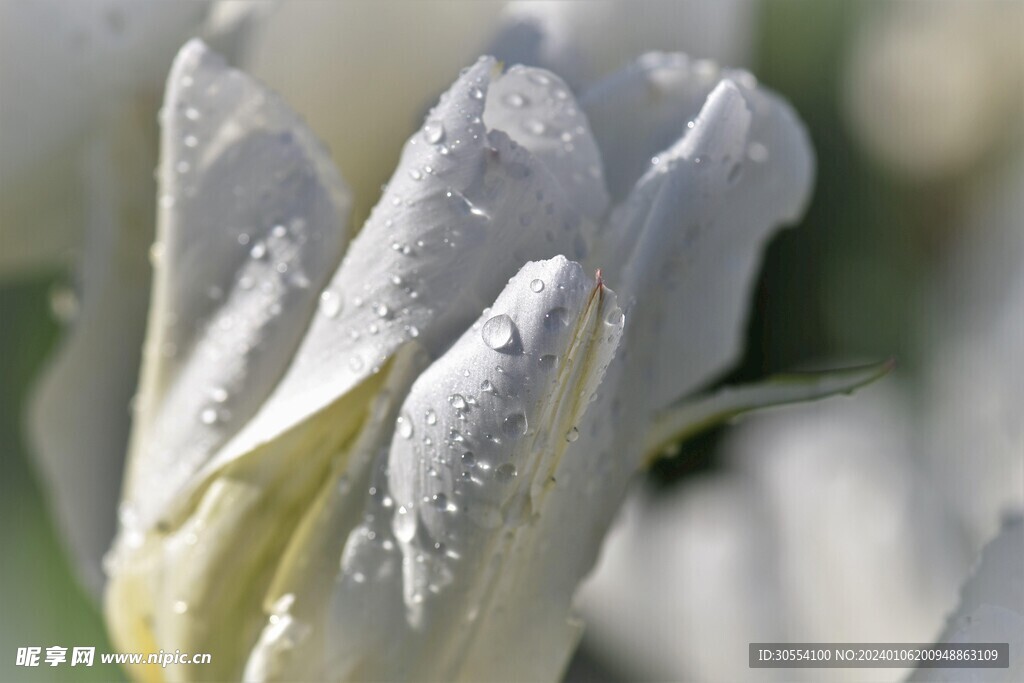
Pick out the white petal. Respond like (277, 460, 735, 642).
(242, 345, 431, 683)
(911, 515, 1024, 682)
(213, 57, 601, 474)
(122, 40, 352, 531)
(319, 257, 623, 681)
(581, 52, 760, 201)
(28, 113, 156, 593)
(606, 79, 814, 410)
(484, 65, 609, 220)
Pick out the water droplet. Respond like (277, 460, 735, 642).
(425, 409, 437, 425)
(319, 290, 343, 318)
(461, 451, 476, 467)
(530, 279, 544, 293)
(173, 600, 189, 614)
(409, 168, 423, 181)
(469, 86, 484, 100)
(422, 119, 445, 144)
(543, 307, 569, 331)
(538, 354, 558, 370)
(210, 387, 229, 403)
(605, 308, 624, 326)
(502, 413, 528, 439)
(503, 92, 528, 108)
(396, 413, 414, 439)
(565, 427, 580, 442)
(495, 463, 518, 482)
(349, 355, 365, 372)
(200, 408, 218, 425)
(480, 379, 494, 393)
(481, 314, 517, 351)
(184, 107, 200, 121)
(250, 242, 267, 259)
(184, 135, 198, 148)
(432, 493, 448, 510)
(373, 302, 391, 319)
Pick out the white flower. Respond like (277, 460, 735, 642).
(24, 0, 755, 597)
(843, 1, 1024, 181)
(579, 387, 970, 682)
(95, 35, 828, 681)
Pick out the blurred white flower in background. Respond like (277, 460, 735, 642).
(843, 0, 1023, 181)
(0, 0, 263, 275)
(922, 156, 1024, 549)
(578, 133, 1024, 683)
(579, 386, 973, 682)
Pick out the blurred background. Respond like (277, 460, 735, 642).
(1, 2, 1021, 681)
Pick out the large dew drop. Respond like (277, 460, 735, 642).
(423, 119, 445, 144)
(502, 413, 528, 439)
(481, 314, 517, 351)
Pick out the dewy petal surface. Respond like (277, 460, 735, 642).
(484, 65, 609, 221)
(582, 52, 762, 202)
(605, 78, 814, 410)
(212, 56, 605, 473)
(108, 53, 610, 681)
(291, 257, 623, 682)
(120, 40, 353, 531)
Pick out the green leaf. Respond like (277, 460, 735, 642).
(643, 360, 894, 464)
